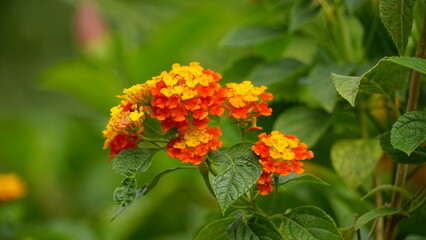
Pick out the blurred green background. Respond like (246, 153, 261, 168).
(1, 0, 425, 239)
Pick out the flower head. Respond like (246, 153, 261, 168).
(225, 81, 272, 131)
(252, 131, 314, 195)
(0, 173, 26, 202)
(166, 126, 222, 165)
(150, 62, 227, 132)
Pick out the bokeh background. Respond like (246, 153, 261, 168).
(1, 0, 425, 239)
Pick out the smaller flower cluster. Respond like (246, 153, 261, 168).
(103, 81, 157, 160)
(225, 81, 272, 131)
(167, 126, 222, 164)
(0, 173, 26, 202)
(252, 131, 314, 195)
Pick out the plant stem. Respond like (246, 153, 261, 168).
(267, 175, 279, 216)
(374, 156, 384, 240)
(385, 2, 426, 239)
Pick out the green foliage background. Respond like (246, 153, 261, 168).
(0, 0, 425, 239)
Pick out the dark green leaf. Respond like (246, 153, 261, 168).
(279, 173, 329, 186)
(345, 0, 368, 13)
(248, 58, 306, 87)
(209, 143, 263, 214)
(111, 166, 196, 221)
(113, 177, 137, 208)
(379, 0, 416, 55)
(195, 218, 237, 240)
(289, 0, 321, 32)
(379, 132, 426, 164)
(112, 148, 159, 176)
(391, 111, 426, 155)
(332, 57, 426, 106)
(331, 139, 382, 189)
(361, 184, 412, 201)
(273, 106, 330, 147)
(281, 206, 342, 240)
(308, 64, 354, 112)
(227, 213, 282, 240)
(222, 56, 265, 83)
(355, 208, 399, 230)
(221, 26, 283, 47)
(142, 117, 164, 139)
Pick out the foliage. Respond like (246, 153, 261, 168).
(1, 0, 426, 239)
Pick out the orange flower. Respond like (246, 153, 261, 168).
(166, 126, 222, 165)
(252, 131, 314, 195)
(0, 173, 26, 202)
(150, 62, 226, 132)
(225, 81, 272, 132)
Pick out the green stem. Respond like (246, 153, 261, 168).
(408, 196, 426, 215)
(240, 127, 246, 142)
(267, 175, 280, 216)
(198, 162, 216, 198)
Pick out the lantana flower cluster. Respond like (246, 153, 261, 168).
(252, 131, 314, 195)
(103, 62, 313, 195)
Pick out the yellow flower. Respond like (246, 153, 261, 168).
(0, 173, 26, 202)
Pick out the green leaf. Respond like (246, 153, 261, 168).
(111, 166, 196, 220)
(355, 208, 399, 230)
(331, 139, 382, 189)
(361, 184, 413, 201)
(331, 74, 360, 107)
(227, 213, 282, 240)
(195, 218, 237, 240)
(221, 26, 283, 47)
(281, 206, 343, 240)
(112, 148, 159, 176)
(113, 177, 137, 208)
(391, 111, 426, 155)
(332, 57, 426, 106)
(279, 173, 329, 186)
(289, 0, 321, 32)
(273, 106, 330, 147)
(208, 143, 263, 214)
(142, 117, 164, 139)
(378, 132, 426, 164)
(248, 58, 306, 86)
(308, 64, 355, 112)
(379, 0, 416, 55)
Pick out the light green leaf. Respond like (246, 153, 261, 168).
(112, 148, 159, 176)
(379, 0, 416, 55)
(331, 74, 360, 107)
(195, 218, 237, 240)
(332, 57, 426, 106)
(391, 111, 426, 155)
(208, 143, 263, 214)
(308, 64, 354, 112)
(221, 26, 283, 47)
(279, 173, 329, 186)
(281, 206, 343, 240)
(227, 213, 282, 240)
(331, 139, 382, 189)
(361, 184, 412, 201)
(378, 132, 426, 164)
(355, 208, 399, 230)
(113, 177, 137, 208)
(289, 0, 321, 32)
(273, 106, 330, 147)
